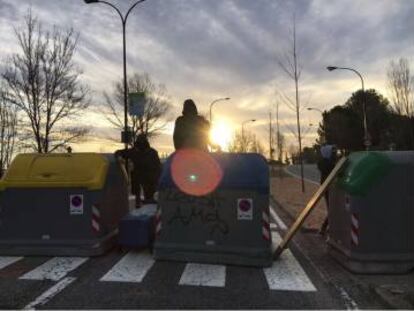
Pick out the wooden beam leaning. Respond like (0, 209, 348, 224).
(273, 156, 348, 260)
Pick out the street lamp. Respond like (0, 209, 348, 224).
(307, 107, 323, 114)
(84, 0, 147, 150)
(307, 107, 326, 144)
(326, 66, 371, 149)
(241, 119, 256, 142)
(209, 97, 230, 123)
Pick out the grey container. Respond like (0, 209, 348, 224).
(153, 152, 273, 267)
(0, 153, 129, 256)
(328, 151, 414, 273)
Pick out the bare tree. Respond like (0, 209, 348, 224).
(387, 58, 414, 117)
(228, 130, 265, 155)
(277, 16, 305, 192)
(0, 88, 18, 175)
(2, 12, 90, 153)
(274, 101, 286, 162)
(104, 72, 171, 145)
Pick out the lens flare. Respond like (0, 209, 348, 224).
(171, 149, 223, 196)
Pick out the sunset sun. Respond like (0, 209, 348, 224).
(210, 119, 233, 151)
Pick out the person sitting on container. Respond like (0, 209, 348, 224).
(115, 134, 161, 208)
(173, 99, 210, 151)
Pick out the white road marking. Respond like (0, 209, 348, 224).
(100, 251, 155, 283)
(20, 257, 88, 281)
(0, 256, 23, 270)
(179, 263, 226, 287)
(337, 285, 359, 310)
(264, 232, 316, 292)
(270, 223, 278, 230)
(24, 277, 76, 309)
(283, 167, 320, 185)
(269, 206, 287, 230)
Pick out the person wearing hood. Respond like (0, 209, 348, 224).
(317, 144, 337, 235)
(115, 134, 161, 208)
(173, 99, 211, 151)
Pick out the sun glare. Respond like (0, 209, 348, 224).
(210, 119, 233, 151)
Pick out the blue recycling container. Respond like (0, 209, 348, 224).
(154, 150, 272, 267)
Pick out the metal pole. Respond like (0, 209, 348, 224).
(344, 68, 369, 150)
(84, 0, 147, 149)
(328, 66, 370, 150)
(209, 97, 230, 123)
(241, 119, 255, 152)
(122, 20, 128, 151)
(308, 107, 325, 144)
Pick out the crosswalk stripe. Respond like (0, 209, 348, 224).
(24, 277, 76, 309)
(264, 232, 316, 291)
(19, 257, 88, 281)
(100, 251, 155, 283)
(179, 263, 226, 287)
(0, 256, 23, 270)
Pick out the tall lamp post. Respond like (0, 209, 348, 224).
(307, 107, 325, 144)
(327, 66, 371, 150)
(84, 0, 147, 150)
(241, 119, 256, 144)
(209, 97, 230, 123)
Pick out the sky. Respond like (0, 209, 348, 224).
(0, 0, 413, 156)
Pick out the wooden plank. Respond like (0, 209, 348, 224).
(273, 157, 348, 259)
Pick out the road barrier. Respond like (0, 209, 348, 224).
(0, 153, 129, 256)
(153, 150, 272, 267)
(329, 151, 414, 273)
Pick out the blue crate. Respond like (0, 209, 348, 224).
(118, 212, 155, 249)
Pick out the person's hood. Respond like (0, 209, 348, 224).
(182, 99, 198, 116)
(135, 134, 150, 150)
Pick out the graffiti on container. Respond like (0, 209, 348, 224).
(165, 190, 229, 236)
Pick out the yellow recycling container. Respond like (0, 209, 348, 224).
(0, 153, 129, 256)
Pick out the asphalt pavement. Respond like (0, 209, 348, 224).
(0, 202, 388, 309)
(285, 164, 320, 184)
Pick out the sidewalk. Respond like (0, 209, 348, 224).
(270, 166, 326, 231)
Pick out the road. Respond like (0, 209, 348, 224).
(285, 164, 320, 184)
(0, 203, 387, 309)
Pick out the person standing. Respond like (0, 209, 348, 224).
(173, 99, 210, 151)
(317, 144, 337, 235)
(115, 134, 161, 208)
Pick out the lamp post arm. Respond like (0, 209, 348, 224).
(97, 1, 125, 22)
(125, 0, 147, 24)
(338, 67, 364, 91)
(209, 99, 222, 122)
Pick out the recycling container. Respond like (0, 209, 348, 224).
(153, 149, 272, 267)
(328, 151, 414, 273)
(0, 153, 129, 256)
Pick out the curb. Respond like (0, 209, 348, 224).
(373, 284, 414, 309)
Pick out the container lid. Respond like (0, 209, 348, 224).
(337, 151, 393, 196)
(159, 151, 269, 194)
(0, 153, 109, 190)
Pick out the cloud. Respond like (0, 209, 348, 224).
(0, 0, 414, 153)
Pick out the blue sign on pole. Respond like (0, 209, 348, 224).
(128, 92, 146, 117)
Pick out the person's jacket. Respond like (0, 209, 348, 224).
(115, 142, 161, 181)
(173, 115, 210, 150)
